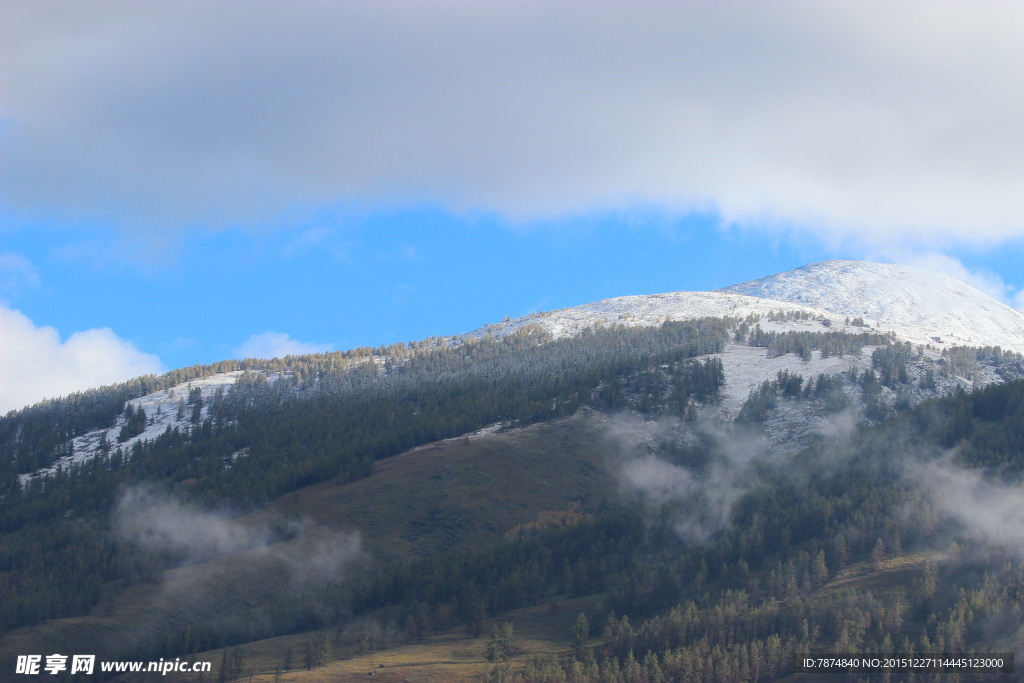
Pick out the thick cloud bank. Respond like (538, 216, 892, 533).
(3, 2, 1024, 245)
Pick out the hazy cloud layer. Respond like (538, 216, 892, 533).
(114, 485, 363, 592)
(3, 2, 1024, 245)
(606, 413, 763, 541)
(115, 486, 274, 563)
(609, 405, 1024, 554)
(908, 456, 1024, 554)
(235, 331, 332, 360)
(621, 453, 746, 542)
(0, 305, 163, 413)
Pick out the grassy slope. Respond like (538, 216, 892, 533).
(1, 411, 621, 667)
(256, 409, 617, 562)
(158, 596, 605, 683)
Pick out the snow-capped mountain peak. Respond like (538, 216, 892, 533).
(718, 260, 1024, 353)
(473, 260, 1024, 354)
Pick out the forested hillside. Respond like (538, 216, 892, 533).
(2, 317, 1024, 681)
(0, 320, 727, 640)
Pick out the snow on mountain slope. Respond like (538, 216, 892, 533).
(475, 260, 1024, 354)
(18, 372, 248, 486)
(471, 291, 849, 340)
(464, 259, 1024, 429)
(719, 260, 1024, 354)
(709, 343, 869, 416)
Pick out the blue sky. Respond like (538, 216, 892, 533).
(3, 209, 842, 366)
(3, 2, 1024, 412)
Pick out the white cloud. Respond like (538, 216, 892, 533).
(873, 250, 1024, 308)
(3, 2, 1024, 246)
(234, 332, 331, 359)
(0, 305, 163, 414)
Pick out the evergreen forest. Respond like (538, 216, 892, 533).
(1, 318, 1024, 681)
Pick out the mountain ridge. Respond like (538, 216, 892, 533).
(16, 259, 1024, 485)
(6, 261, 1024, 680)
(476, 260, 1024, 354)
(719, 260, 1024, 352)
